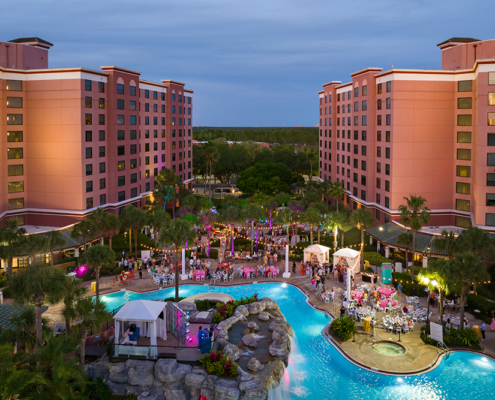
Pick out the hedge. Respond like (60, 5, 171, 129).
(210, 239, 220, 247)
(466, 293, 495, 323)
(363, 252, 391, 266)
(392, 272, 413, 283)
(391, 271, 427, 296)
(201, 249, 219, 259)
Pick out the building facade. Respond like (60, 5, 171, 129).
(318, 37, 495, 232)
(0, 37, 193, 227)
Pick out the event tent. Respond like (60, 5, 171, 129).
(114, 300, 167, 358)
(303, 244, 331, 263)
(333, 248, 361, 303)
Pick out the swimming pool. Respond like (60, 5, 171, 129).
(101, 283, 495, 400)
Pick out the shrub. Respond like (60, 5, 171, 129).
(201, 249, 218, 259)
(331, 316, 357, 342)
(199, 351, 239, 378)
(401, 282, 428, 297)
(210, 296, 258, 323)
(195, 299, 222, 311)
(164, 297, 185, 302)
(210, 239, 220, 247)
(420, 325, 481, 350)
(363, 252, 391, 266)
(0, 274, 7, 288)
(392, 272, 413, 284)
(466, 293, 495, 323)
(363, 245, 377, 253)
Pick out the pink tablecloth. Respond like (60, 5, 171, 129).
(351, 290, 364, 301)
(379, 288, 395, 298)
(380, 300, 398, 308)
(243, 268, 253, 278)
(269, 266, 278, 277)
(193, 270, 205, 280)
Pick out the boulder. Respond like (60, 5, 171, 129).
(223, 343, 241, 361)
(163, 387, 188, 400)
(246, 357, 265, 372)
(85, 356, 110, 381)
(126, 359, 156, 387)
(236, 305, 249, 317)
(268, 318, 293, 336)
(242, 334, 258, 349)
(109, 361, 128, 383)
(247, 321, 260, 331)
(137, 388, 166, 400)
(154, 359, 191, 388)
(184, 367, 208, 388)
(179, 302, 196, 311)
(217, 338, 230, 350)
(256, 360, 285, 391)
(257, 312, 271, 321)
(215, 378, 241, 400)
(248, 301, 266, 315)
(238, 377, 268, 400)
(260, 297, 278, 310)
(52, 322, 66, 334)
(201, 375, 218, 400)
(106, 380, 128, 396)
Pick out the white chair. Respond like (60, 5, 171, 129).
(267, 272, 272, 278)
(229, 275, 234, 281)
(223, 276, 228, 283)
(200, 275, 206, 281)
(195, 276, 201, 281)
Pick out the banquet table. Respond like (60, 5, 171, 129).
(363, 317, 372, 333)
(269, 266, 278, 277)
(380, 300, 398, 308)
(193, 270, 206, 280)
(243, 268, 253, 278)
(351, 290, 364, 301)
(472, 325, 482, 339)
(379, 288, 395, 298)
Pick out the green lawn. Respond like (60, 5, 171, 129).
(104, 232, 157, 258)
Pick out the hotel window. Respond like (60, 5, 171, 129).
(85, 97, 92, 108)
(386, 81, 391, 92)
(488, 133, 495, 146)
(385, 148, 390, 159)
(361, 175, 366, 185)
(385, 180, 390, 192)
(117, 99, 124, 110)
(361, 190, 366, 201)
(361, 160, 366, 171)
(377, 147, 381, 157)
(145, 143, 150, 152)
(153, 116, 158, 125)
(144, 130, 150, 139)
(131, 188, 138, 198)
(86, 181, 93, 193)
(458, 80, 472, 92)
(172, 153, 176, 161)
(377, 162, 381, 173)
(7, 114, 23, 125)
(145, 169, 150, 178)
(457, 115, 472, 126)
(117, 84, 124, 94)
(145, 89, 149, 99)
(153, 104, 158, 113)
(6, 80, 22, 91)
(85, 80, 92, 91)
(353, 159, 358, 168)
(145, 156, 150, 165)
(85, 147, 92, 159)
(385, 131, 390, 142)
(457, 149, 471, 160)
(172, 93, 176, 101)
(353, 173, 358, 183)
(153, 91, 158, 100)
(377, 131, 382, 141)
(385, 197, 390, 208)
(354, 101, 359, 111)
(386, 98, 391, 109)
(7, 148, 23, 159)
(489, 113, 495, 126)
(154, 166, 158, 175)
(456, 216, 470, 228)
(99, 98, 105, 109)
(458, 97, 472, 109)
(129, 100, 136, 111)
(117, 130, 125, 140)
(8, 198, 24, 210)
(7, 131, 23, 142)
(487, 193, 495, 206)
(7, 97, 23, 108)
(145, 182, 150, 192)
(488, 173, 495, 186)
(117, 146, 125, 156)
(457, 132, 471, 143)
(354, 87, 359, 97)
(100, 194, 106, 206)
(376, 193, 381, 204)
(130, 159, 137, 169)
(354, 131, 358, 140)
(130, 130, 137, 139)
(456, 165, 471, 177)
(354, 116, 358, 126)
(86, 164, 93, 176)
(8, 165, 23, 176)
(99, 162, 105, 173)
(361, 146, 367, 156)
(118, 161, 125, 171)
(98, 114, 105, 125)
(377, 99, 382, 110)
(118, 191, 125, 202)
(487, 214, 495, 226)
(362, 100, 367, 111)
(130, 173, 137, 184)
(456, 199, 469, 211)
(130, 115, 137, 125)
(362, 131, 367, 141)
(118, 176, 125, 186)
(362, 115, 367, 126)
(117, 115, 124, 125)
(456, 182, 470, 194)
(154, 142, 158, 151)
(376, 178, 381, 188)
(145, 116, 149, 125)
(99, 146, 105, 157)
(377, 115, 382, 126)
(98, 82, 105, 93)
(362, 85, 368, 96)
(8, 181, 23, 193)
(86, 197, 93, 209)
(99, 130, 105, 141)
(145, 103, 150, 112)
(385, 164, 390, 175)
(489, 72, 495, 85)
(130, 86, 136, 96)
(353, 187, 358, 196)
(386, 115, 391, 126)
(130, 144, 137, 154)
(488, 154, 495, 166)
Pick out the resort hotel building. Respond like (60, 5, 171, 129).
(318, 37, 495, 235)
(0, 37, 193, 230)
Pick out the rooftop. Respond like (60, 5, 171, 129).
(437, 37, 481, 46)
(9, 37, 53, 46)
(0, 304, 49, 330)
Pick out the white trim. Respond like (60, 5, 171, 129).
(0, 70, 107, 82)
(336, 85, 352, 94)
(139, 82, 167, 93)
(319, 93, 324, 98)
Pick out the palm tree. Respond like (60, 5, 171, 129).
(398, 195, 430, 280)
(44, 230, 66, 267)
(324, 211, 342, 250)
(244, 204, 266, 254)
(105, 213, 121, 250)
(203, 142, 220, 202)
(88, 207, 110, 245)
(418, 258, 451, 325)
(159, 219, 196, 301)
(81, 245, 115, 303)
(120, 206, 148, 258)
(350, 208, 375, 272)
(61, 277, 88, 336)
(71, 219, 94, 251)
(305, 147, 318, 178)
(433, 230, 459, 260)
(0, 219, 27, 275)
(147, 202, 171, 249)
(9, 264, 67, 349)
(156, 167, 183, 218)
(396, 232, 414, 272)
(217, 205, 245, 254)
(275, 207, 292, 245)
(24, 234, 48, 265)
(458, 226, 493, 257)
(72, 298, 111, 365)
(327, 181, 346, 212)
(336, 208, 353, 248)
(449, 253, 489, 330)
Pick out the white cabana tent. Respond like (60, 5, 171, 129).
(304, 244, 331, 264)
(333, 248, 361, 303)
(114, 300, 167, 358)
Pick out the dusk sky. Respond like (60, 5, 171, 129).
(5, 0, 493, 126)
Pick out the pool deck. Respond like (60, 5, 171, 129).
(27, 233, 495, 373)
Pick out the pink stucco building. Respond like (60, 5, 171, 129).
(0, 37, 193, 227)
(319, 37, 495, 232)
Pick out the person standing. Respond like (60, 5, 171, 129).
(138, 266, 143, 280)
(340, 304, 346, 318)
(197, 326, 207, 350)
(480, 321, 486, 341)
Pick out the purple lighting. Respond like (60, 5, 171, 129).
(75, 263, 89, 278)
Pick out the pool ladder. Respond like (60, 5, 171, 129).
(437, 342, 450, 359)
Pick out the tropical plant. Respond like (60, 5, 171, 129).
(0, 219, 27, 275)
(9, 264, 68, 348)
(305, 147, 318, 177)
(199, 350, 239, 378)
(327, 181, 345, 212)
(336, 208, 353, 248)
(159, 218, 197, 301)
(120, 205, 148, 257)
(147, 201, 171, 249)
(449, 253, 490, 330)
(418, 258, 451, 325)
(396, 232, 414, 272)
(73, 297, 111, 365)
(433, 230, 460, 260)
(155, 167, 183, 218)
(44, 230, 66, 267)
(24, 233, 48, 265)
(398, 195, 430, 280)
(458, 226, 493, 257)
(105, 213, 121, 250)
(71, 219, 94, 251)
(216, 204, 244, 254)
(350, 208, 375, 272)
(243, 203, 266, 254)
(203, 141, 220, 202)
(331, 316, 357, 342)
(275, 206, 293, 245)
(81, 245, 115, 303)
(304, 205, 324, 245)
(61, 277, 88, 336)
(458, 328, 480, 348)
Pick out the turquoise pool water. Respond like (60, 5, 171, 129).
(101, 283, 495, 400)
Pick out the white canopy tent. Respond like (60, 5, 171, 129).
(303, 244, 331, 264)
(333, 248, 361, 303)
(114, 300, 167, 358)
